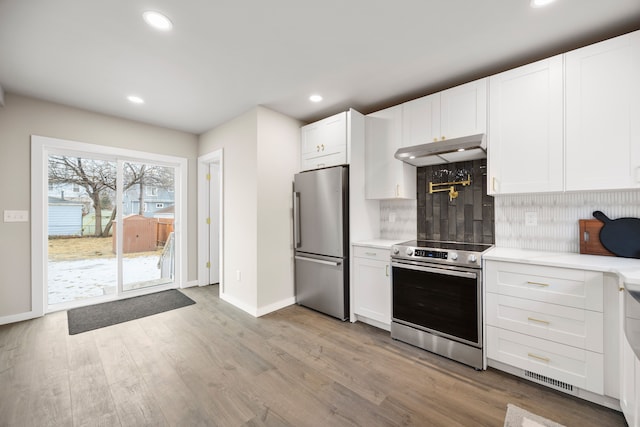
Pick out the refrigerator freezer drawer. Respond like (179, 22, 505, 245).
(295, 254, 348, 320)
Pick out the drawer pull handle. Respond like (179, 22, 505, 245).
(527, 317, 550, 325)
(365, 252, 377, 256)
(527, 281, 550, 287)
(528, 353, 550, 363)
(385, 265, 389, 277)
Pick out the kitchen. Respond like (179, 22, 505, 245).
(1, 1, 640, 426)
(294, 28, 640, 426)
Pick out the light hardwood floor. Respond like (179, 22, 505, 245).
(0, 285, 626, 426)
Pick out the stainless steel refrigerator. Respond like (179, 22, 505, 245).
(293, 165, 349, 320)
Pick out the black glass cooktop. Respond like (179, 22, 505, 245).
(399, 240, 493, 253)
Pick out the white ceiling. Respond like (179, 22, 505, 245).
(1, 0, 639, 135)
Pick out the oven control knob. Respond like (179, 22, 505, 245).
(405, 248, 413, 256)
(468, 254, 478, 263)
(449, 252, 458, 261)
(392, 247, 399, 255)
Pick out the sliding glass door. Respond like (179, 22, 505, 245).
(120, 160, 175, 292)
(47, 154, 118, 305)
(38, 138, 184, 312)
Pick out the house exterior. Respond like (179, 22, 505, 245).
(47, 196, 83, 237)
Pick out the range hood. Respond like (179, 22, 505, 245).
(394, 133, 486, 167)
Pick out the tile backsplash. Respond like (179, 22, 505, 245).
(417, 159, 494, 244)
(380, 199, 417, 241)
(495, 190, 640, 253)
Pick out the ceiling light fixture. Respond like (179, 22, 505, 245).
(127, 95, 145, 104)
(143, 11, 173, 31)
(309, 94, 323, 103)
(530, 0, 556, 8)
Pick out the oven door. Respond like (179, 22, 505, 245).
(391, 260, 481, 348)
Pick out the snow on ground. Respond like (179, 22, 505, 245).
(48, 256, 164, 305)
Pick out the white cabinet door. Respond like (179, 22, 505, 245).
(488, 55, 564, 194)
(353, 255, 391, 326)
(565, 30, 640, 191)
(301, 111, 347, 170)
(401, 78, 487, 147)
(440, 78, 487, 140)
(365, 105, 416, 199)
(402, 93, 440, 146)
(621, 335, 639, 427)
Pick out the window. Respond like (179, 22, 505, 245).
(146, 187, 158, 196)
(73, 184, 80, 192)
(156, 203, 164, 208)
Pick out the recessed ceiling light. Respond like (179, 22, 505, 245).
(143, 11, 173, 31)
(309, 94, 323, 103)
(530, 0, 556, 8)
(127, 95, 145, 104)
(457, 148, 465, 152)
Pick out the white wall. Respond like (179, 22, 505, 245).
(256, 106, 301, 312)
(199, 108, 259, 312)
(0, 93, 198, 320)
(198, 106, 301, 316)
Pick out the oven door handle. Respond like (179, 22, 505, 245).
(391, 261, 477, 279)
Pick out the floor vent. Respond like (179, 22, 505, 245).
(525, 370, 573, 392)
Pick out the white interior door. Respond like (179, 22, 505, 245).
(198, 150, 223, 289)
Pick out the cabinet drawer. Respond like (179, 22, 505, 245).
(353, 246, 391, 262)
(301, 151, 346, 171)
(487, 326, 604, 394)
(486, 293, 603, 353)
(485, 261, 603, 311)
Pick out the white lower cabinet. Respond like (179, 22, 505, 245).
(486, 260, 606, 396)
(352, 245, 391, 329)
(487, 326, 604, 394)
(621, 336, 640, 426)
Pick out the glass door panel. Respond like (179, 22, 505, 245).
(121, 161, 175, 292)
(47, 154, 117, 305)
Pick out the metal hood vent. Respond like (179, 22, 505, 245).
(394, 133, 486, 167)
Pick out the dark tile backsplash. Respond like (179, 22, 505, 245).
(417, 159, 494, 244)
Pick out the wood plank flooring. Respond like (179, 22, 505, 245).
(0, 285, 627, 426)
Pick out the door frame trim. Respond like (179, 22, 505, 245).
(197, 149, 224, 291)
(31, 134, 188, 316)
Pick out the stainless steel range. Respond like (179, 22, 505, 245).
(390, 240, 493, 370)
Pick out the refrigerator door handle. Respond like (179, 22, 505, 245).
(293, 192, 301, 248)
(295, 255, 342, 267)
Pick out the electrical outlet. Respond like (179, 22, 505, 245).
(525, 211, 538, 227)
(4, 210, 29, 222)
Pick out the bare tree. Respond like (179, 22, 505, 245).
(48, 155, 175, 237)
(48, 156, 115, 237)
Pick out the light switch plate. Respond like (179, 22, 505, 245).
(525, 211, 538, 227)
(4, 210, 29, 222)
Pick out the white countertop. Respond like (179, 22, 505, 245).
(484, 247, 640, 285)
(352, 239, 405, 249)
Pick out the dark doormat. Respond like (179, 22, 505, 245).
(67, 289, 195, 335)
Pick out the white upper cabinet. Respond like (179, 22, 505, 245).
(301, 111, 347, 171)
(402, 78, 487, 147)
(402, 93, 440, 146)
(565, 30, 640, 191)
(440, 79, 487, 140)
(365, 105, 416, 199)
(488, 55, 564, 194)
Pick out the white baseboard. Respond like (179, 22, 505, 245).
(0, 310, 39, 326)
(215, 293, 295, 318)
(256, 297, 295, 317)
(182, 280, 199, 288)
(219, 293, 258, 317)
